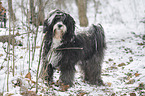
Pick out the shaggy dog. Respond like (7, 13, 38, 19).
(40, 9, 106, 87)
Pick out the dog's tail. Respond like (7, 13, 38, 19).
(92, 24, 106, 55)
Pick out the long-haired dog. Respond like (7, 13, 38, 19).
(40, 9, 106, 87)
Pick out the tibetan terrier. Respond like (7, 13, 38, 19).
(40, 9, 106, 87)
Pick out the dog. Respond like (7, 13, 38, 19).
(40, 9, 106, 87)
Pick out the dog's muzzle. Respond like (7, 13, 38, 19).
(53, 22, 67, 40)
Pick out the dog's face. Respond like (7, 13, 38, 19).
(53, 21, 67, 40)
(43, 9, 75, 42)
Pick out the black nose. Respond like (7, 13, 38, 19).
(58, 24, 63, 28)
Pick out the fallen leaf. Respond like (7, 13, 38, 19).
(126, 79, 135, 84)
(135, 73, 140, 77)
(21, 91, 36, 96)
(35, 46, 40, 48)
(77, 92, 86, 96)
(25, 72, 31, 80)
(130, 93, 136, 96)
(77, 90, 87, 96)
(60, 83, 70, 91)
(107, 66, 118, 70)
(118, 63, 126, 67)
(0, 54, 3, 57)
(111, 93, 116, 96)
(4, 93, 14, 96)
(0, 66, 4, 70)
(20, 56, 23, 59)
(31, 80, 36, 84)
(16, 32, 20, 36)
(107, 82, 112, 87)
(108, 58, 113, 61)
(129, 57, 133, 62)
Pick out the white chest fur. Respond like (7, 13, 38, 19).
(47, 38, 62, 67)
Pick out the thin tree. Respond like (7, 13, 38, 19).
(76, 0, 88, 27)
(29, 0, 45, 26)
(38, 0, 44, 26)
(30, 0, 36, 25)
(8, 0, 16, 21)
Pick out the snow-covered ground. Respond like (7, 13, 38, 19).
(0, 0, 145, 96)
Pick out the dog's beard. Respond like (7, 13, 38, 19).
(46, 21, 67, 67)
(53, 22, 67, 40)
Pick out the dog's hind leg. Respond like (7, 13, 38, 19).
(81, 55, 103, 86)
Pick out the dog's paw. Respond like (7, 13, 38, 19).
(60, 83, 70, 91)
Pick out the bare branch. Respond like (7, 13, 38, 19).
(55, 47, 83, 51)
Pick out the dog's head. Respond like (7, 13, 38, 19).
(43, 9, 75, 42)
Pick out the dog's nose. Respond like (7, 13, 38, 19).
(58, 24, 63, 28)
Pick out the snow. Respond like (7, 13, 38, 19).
(0, 0, 145, 95)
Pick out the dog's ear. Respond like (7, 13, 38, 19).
(65, 14, 75, 33)
(43, 18, 53, 34)
(43, 19, 48, 33)
(61, 13, 75, 42)
(43, 10, 59, 33)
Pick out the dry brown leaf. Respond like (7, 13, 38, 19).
(35, 46, 40, 48)
(111, 93, 116, 96)
(126, 79, 135, 84)
(20, 56, 23, 59)
(130, 93, 136, 96)
(108, 58, 113, 61)
(31, 80, 36, 84)
(15, 32, 20, 36)
(21, 91, 36, 96)
(107, 82, 112, 87)
(0, 54, 3, 57)
(60, 83, 70, 91)
(25, 72, 31, 80)
(118, 63, 126, 67)
(77, 92, 86, 96)
(135, 73, 140, 77)
(4, 93, 14, 96)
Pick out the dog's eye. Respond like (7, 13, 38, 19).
(55, 15, 61, 19)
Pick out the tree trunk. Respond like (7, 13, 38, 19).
(29, 0, 44, 26)
(8, 0, 16, 21)
(76, 0, 88, 27)
(29, 0, 36, 25)
(38, 0, 45, 26)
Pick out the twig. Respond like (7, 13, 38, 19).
(31, 23, 39, 65)
(12, 16, 15, 76)
(21, 21, 35, 34)
(55, 47, 83, 51)
(2, 46, 13, 55)
(36, 32, 46, 93)
(18, 2, 27, 16)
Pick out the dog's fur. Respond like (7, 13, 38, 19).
(40, 9, 106, 87)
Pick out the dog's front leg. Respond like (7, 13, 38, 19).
(40, 62, 54, 85)
(45, 64, 54, 83)
(59, 63, 75, 87)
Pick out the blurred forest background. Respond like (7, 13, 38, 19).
(2, 0, 143, 26)
(1, 0, 145, 28)
(3, 0, 92, 27)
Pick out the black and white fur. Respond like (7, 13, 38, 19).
(40, 9, 106, 87)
